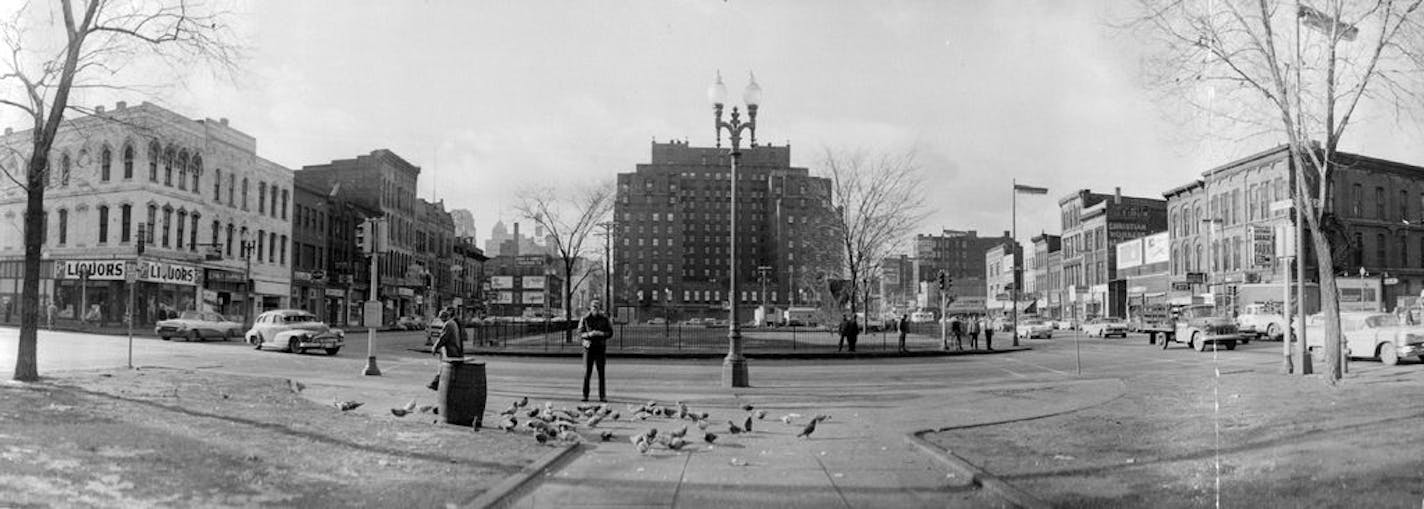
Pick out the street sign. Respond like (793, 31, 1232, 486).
(362, 301, 383, 327)
(1252, 225, 1275, 267)
(1385, 277, 1400, 285)
(1185, 272, 1205, 284)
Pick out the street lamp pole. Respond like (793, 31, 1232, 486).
(710, 70, 760, 388)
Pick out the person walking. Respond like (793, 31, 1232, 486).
(950, 315, 964, 350)
(836, 314, 849, 352)
(427, 307, 466, 391)
(983, 315, 995, 351)
(845, 315, 862, 353)
(578, 300, 613, 402)
(967, 314, 981, 350)
(897, 314, 910, 353)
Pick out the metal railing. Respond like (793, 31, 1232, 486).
(467, 321, 977, 353)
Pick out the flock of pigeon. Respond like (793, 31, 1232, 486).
(330, 395, 831, 453)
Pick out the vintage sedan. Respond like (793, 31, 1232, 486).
(1015, 318, 1054, 339)
(245, 309, 344, 355)
(1302, 312, 1424, 366)
(155, 310, 244, 341)
(1082, 318, 1130, 338)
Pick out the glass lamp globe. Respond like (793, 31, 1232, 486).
(742, 72, 762, 106)
(707, 71, 728, 105)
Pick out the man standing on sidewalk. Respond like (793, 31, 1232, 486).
(427, 308, 465, 391)
(578, 300, 613, 402)
(897, 314, 909, 353)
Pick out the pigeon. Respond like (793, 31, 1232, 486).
(534, 431, 550, 444)
(599, 430, 616, 442)
(744, 416, 753, 433)
(525, 408, 540, 418)
(630, 434, 645, 446)
(667, 437, 688, 450)
(797, 418, 818, 438)
(645, 428, 659, 440)
(514, 396, 529, 408)
(499, 404, 518, 416)
(670, 425, 688, 438)
(636, 439, 651, 454)
(610, 412, 621, 421)
(585, 414, 605, 428)
(781, 415, 794, 425)
(677, 402, 689, 419)
(728, 420, 743, 434)
(813, 414, 831, 423)
(700, 412, 710, 420)
(333, 399, 363, 411)
(417, 405, 438, 414)
(497, 417, 518, 432)
(755, 410, 767, 420)
(390, 408, 409, 417)
(696, 419, 709, 430)
(704, 432, 719, 443)
(635, 411, 651, 421)
(742, 403, 755, 412)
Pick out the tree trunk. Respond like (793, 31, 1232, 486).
(1294, 146, 1343, 381)
(15, 153, 47, 382)
(563, 265, 573, 343)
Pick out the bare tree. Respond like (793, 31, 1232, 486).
(1, 0, 237, 382)
(819, 147, 933, 318)
(1131, 0, 1424, 380)
(513, 179, 614, 341)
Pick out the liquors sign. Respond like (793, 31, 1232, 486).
(137, 262, 198, 286)
(53, 260, 128, 280)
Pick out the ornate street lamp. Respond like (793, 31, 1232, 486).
(709, 70, 760, 388)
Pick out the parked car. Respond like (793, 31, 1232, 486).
(396, 315, 426, 331)
(155, 310, 244, 341)
(1163, 304, 1241, 351)
(1236, 303, 1288, 341)
(1015, 318, 1053, 339)
(1300, 311, 1424, 366)
(1082, 318, 1129, 338)
(647, 317, 667, 325)
(683, 318, 706, 326)
(245, 309, 345, 355)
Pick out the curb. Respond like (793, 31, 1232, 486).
(414, 346, 1032, 360)
(905, 432, 1051, 509)
(466, 442, 583, 509)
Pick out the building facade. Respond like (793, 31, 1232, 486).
(0, 101, 292, 327)
(984, 242, 1022, 317)
(291, 180, 330, 321)
(1059, 188, 1167, 319)
(1030, 234, 1062, 319)
(613, 140, 836, 322)
(485, 254, 562, 318)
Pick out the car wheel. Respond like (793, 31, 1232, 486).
(325, 347, 341, 356)
(251, 334, 263, 350)
(1379, 343, 1399, 366)
(1266, 324, 1280, 341)
(188, 330, 201, 342)
(1192, 333, 1205, 352)
(1160, 333, 1170, 350)
(160, 336, 170, 341)
(1225, 341, 1237, 351)
(287, 337, 300, 354)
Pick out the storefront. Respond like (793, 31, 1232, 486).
(50, 258, 199, 327)
(204, 268, 248, 319)
(291, 270, 327, 321)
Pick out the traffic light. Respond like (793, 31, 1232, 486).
(937, 271, 946, 290)
(355, 220, 370, 255)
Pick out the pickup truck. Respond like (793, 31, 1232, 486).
(1236, 303, 1287, 341)
(1136, 304, 1178, 345)
(1161, 304, 1243, 351)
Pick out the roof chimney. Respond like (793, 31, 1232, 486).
(1115, 187, 1122, 204)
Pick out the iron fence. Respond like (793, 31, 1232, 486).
(467, 322, 970, 353)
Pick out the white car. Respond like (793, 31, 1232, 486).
(1015, 318, 1053, 339)
(1081, 318, 1129, 338)
(245, 309, 345, 355)
(1237, 304, 1287, 341)
(1301, 312, 1424, 366)
(155, 310, 244, 341)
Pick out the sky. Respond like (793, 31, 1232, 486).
(18, 1, 1424, 252)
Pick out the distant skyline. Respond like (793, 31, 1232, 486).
(9, 1, 1423, 253)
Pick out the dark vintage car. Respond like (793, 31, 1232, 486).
(1164, 304, 1243, 351)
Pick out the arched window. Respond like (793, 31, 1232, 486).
(191, 155, 202, 192)
(100, 146, 112, 182)
(211, 220, 220, 248)
(60, 152, 71, 187)
(257, 229, 265, 262)
(226, 223, 234, 257)
(122, 144, 134, 179)
(281, 190, 289, 220)
(189, 213, 199, 251)
(213, 168, 222, 201)
(120, 204, 132, 242)
(163, 147, 174, 186)
(258, 182, 266, 214)
(148, 141, 160, 181)
(177, 150, 189, 190)
(162, 206, 173, 247)
(241, 178, 249, 210)
(58, 209, 68, 245)
(98, 205, 109, 243)
(176, 210, 187, 249)
(227, 173, 235, 206)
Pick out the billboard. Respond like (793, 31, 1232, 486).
(1143, 232, 1169, 265)
(1252, 225, 1275, 267)
(1116, 239, 1144, 270)
(493, 291, 514, 304)
(522, 291, 546, 304)
(490, 276, 514, 289)
(522, 275, 546, 288)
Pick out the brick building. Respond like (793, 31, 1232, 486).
(1059, 188, 1167, 319)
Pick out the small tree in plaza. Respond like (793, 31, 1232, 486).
(0, 0, 238, 382)
(513, 179, 614, 341)
(1130, 0, 1424, 380)
(819, 147, 932, 317)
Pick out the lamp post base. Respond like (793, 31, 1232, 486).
(362, 356, 382, 376)
(722, 355, 749, 387)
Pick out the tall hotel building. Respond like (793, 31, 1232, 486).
(613, 141, 835, 320)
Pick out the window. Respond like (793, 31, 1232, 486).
(146, 205, 156, 244)
(60, 153, 70, 187)
(100, 147, 112, 182)
(161, 207, 172, 247)
(189, 214, 199, 251)
(1377, 233, 1387, 266)
(1233, 236, 1242, 270)
(1354, 232, 1364, 266)
(1377, 187, 1386, 220)
(271, 190, 279, 218)
(191, 156, 201, 192)
(211, 220, 220, 248)
(227, 174, 235, 206)
(257, 229, 265, 262)
(1403, 190, 1410, 221)
(148, 141, 160, 181)
(258, 182, 266, 214)
(122, 144, 134, 179)
(163, 147, 174, 186)
(241, 178, 249, 210)
(214, 169, 222, 201)
(269, 232, 276, 262)
(177, 151, 188, 190)
(175, 210, 186, 249)
(120, 205, 131, 242)
(1352, 183, 1362, 216)
(97, 206, 109, 243)
(1402, 235, 1409, 269)
(226, 223, 234, 257)
(57, 209, 68, 245)
(281, 190, 289, 219)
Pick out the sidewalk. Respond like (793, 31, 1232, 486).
(491, 376, 1126, 508)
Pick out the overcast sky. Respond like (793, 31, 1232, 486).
(37, 1, 1424, 250)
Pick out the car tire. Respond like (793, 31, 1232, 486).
(188, 330, 201, 342)
(1266, 324, 1280, 341)
(1192, 333, 1205, 352)
(287, 338, 300, 354)
(1225, 341, 1237, 351)
(1379, 342, 1399, 366)
(160, 336, 170, 341)
(1160, 333, 1170, 350)
(251, 335, 263, 350)
(325, 347, 340, 356)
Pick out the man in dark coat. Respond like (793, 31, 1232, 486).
(427, 308, 465, 391)
(578, 300, 614, 402)
(897, 314, 910, 353)
(836, 314, 849, 352)
(844, 316, 862, 352)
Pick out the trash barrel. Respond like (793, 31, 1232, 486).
(437, 360, 486, 428)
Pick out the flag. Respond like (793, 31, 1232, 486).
(1014, 184, 1048, 195)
